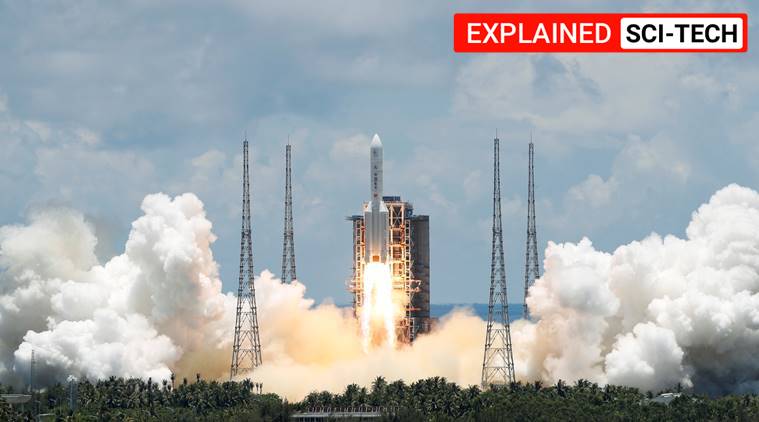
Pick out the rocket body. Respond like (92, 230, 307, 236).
(364, 134, 389, 264)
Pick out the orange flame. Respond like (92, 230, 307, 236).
(360, 263, 395, 351)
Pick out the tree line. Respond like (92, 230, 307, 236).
(2, 376, 759, 420)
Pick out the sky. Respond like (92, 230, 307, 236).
(0, 0, 757, 304)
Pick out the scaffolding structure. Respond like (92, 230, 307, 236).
(348, 196, 430, 344)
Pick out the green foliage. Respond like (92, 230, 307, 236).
(297, 376, 759, 421)
(0, 397, 14, 420)
(7, 376, 291, 421)
(6, 375, 759, 421)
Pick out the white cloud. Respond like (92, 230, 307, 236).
(568, 174, 618, 208)
(462, 169, 484, 200)
(190, 149, 226, 185)
(34, 145, 156, 205)
(73, 128, 100, 146)
(24, 121, 52, 142)
(553, 134, 692, 236)
(329, 133, 370, 162)
(520, 184, 759, 394)
(615, 135, 692, 183)
(729, 112, 759, 168)
(451, 51, 752, 150)
(2, 193, 234, 386)
(0, 0, 758, 307)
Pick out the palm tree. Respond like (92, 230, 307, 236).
(370, 375, 388, 406)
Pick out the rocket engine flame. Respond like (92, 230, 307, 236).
(361, 263, 395, 351)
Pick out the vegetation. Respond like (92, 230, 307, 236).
(2, 376, 759, 420)
(298, 377, 759, 421)
(1, 376, 290, 421)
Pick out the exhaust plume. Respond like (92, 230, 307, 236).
(0, 192, 483, 399)
(359, 262, 397, 351)
(3, 184, 759, 399)
(517, 184, 759, 395)
(252, 271, 483, 400)
(1, 193, 235, 386)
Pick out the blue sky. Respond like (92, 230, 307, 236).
(1, 0, 757, 304)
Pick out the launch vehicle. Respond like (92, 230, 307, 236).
(364, 134, 389, 264)
(348, 133, 432, 344)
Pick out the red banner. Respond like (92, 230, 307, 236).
(453, 13, 748, 53)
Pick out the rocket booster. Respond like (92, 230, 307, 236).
(364, 134, 389, 264)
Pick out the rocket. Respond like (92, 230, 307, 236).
(364, 134, 389, 264)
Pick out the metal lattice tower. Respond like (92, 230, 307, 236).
(482, 136, 516, 388)
(523, 138, 540, 320)
(281, 141, 297, 283)
(230, 137, 263, 379)
(29, 349, 35, 393)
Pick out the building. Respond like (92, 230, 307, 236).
(349, 195, 430, 343)
(291, 406, 393, 420)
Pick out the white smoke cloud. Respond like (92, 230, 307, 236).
(0, 193, 234, 386)
(0, 190, 484, 399)
(4, 184, 759, 399)
(251, 271, 483, 400)
(0, 191, 485, 398)
(519, 184, 759, 394)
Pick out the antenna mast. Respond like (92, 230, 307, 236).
(30, 349, 35, 393)
(524, 137, 540, 319)
(230, 136, 263, 379)
(281, 140, 297, 283)
(482, 135, 516, 388)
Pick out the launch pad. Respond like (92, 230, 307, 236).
(348, 200, 430, 344)
(348, 135, 431, 345)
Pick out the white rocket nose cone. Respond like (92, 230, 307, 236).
(371, 134, 382, 147)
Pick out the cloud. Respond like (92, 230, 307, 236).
(1, 193, 234, 386)
(34, 145, 156, 204)
(729, 112, 759, 168)
(451, 50, 751, 150)
(1, 0, 759, 308)
(568, 174, 618, 208)
(190, 149, 227, 185)
(614, 135, 691, 183)
(329, 133, 370, 162)
(521, 184, 759, 394)
(551, 133, 693, 238)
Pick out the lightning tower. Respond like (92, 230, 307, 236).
(281, 141, 296, 283)
(30, 349, 35, 393)
(523, 137, 539, 320)
(230, 136, 262, 379)
(482, 135, 516, 388)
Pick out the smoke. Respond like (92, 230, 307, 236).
(3, 184, 759, 398)
(0, 193, 235, 386)
(0, 192, 483, 398)
(517, 184, 759, 395)
(252, 271, 483, 400)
